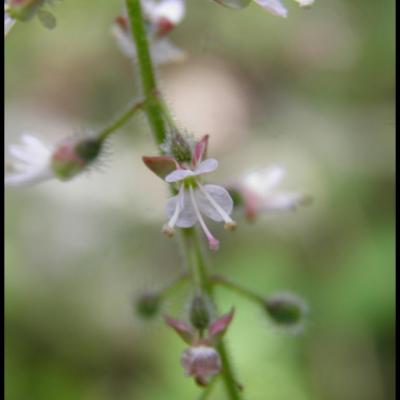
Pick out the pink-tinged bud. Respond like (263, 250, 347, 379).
(51, 137, 102, 181)
(208, 308, 234, 341)
(156, 17, 175, 37)
(164, 315, 194, 344)
(181, 345, 221, 386)
(142, 156, 179, 180)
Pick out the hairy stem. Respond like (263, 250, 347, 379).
(124, 1, 242, 398)
(185, 229, 242, 400)
(97, 98, 147, 142)
(125, 0, 167, 145)
(210, 274, 265, 306)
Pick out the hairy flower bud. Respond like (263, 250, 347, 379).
(160, 131, 194, 163)
(51, 137, 102, 181)
(135, 292, 161, 319)
(264, 292, 308, 333)
(189, 295, 211, 332)
(181, 345, 221, 386)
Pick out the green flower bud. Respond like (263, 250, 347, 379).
(51, 137, 102, 181)
(135, 292, 161, 319)
(160, 130, 194, 163)
(189, 295, 212, 332)
(264, 292, 308, 333)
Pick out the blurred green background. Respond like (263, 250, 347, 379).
(4, 0, 395, 399)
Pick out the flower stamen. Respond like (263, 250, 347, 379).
(189, 186, 219, 251)
(163, 184, 184, 237)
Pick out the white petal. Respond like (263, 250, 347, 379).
(194, 159, 218, 176)
(294, 0, 314, 7)
(255, 0, 288, 17)
(261, 192, 305, 211)
(144, 0, 185, 25)
(165, 169, 194, 183)
(165, 190, 197, 227)
(5, 167, 53, 187)
(151, 39, 186, 64)
(244, 166, 285, 197)
(196, 185, 233, 222)
(4, 11, 15, 36)
(111, 25, 137, 59)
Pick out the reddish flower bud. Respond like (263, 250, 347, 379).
(51, 137, 102, 181)
(181, 345, 221, 386)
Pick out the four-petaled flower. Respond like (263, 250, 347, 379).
(112, 0, 186, 65)
(213, 0, 315, 18)
(232, 165, 311, 221)
(143, 135, 236, 251)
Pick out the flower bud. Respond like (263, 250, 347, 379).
(160, 131, 194, 163)
(135, 292, 161, 319)
(181, 345, 221, 386)
(264, 292, 308, 333)
(189, 295, 211, 332)
(51, 137, 102, 181)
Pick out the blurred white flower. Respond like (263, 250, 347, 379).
(112, 0, 186, 65)
(5, 133, 53, 186)
(5, 133, 104, 187)
(4, 2, 16, 36)
(234, 166, 310, 221)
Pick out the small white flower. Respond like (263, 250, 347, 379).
(5, 133, 53, 186)
(4, 2, 16, 36)
(238, 166, 309, 220)
(112, 0, 186, 65)
(164, 159, 235, 251)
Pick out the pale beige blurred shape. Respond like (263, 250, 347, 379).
(162, 58, 252, 152)
(285, 6, 361, 71)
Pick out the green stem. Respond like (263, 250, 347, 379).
(96, 99, 146, 142)
(124, 1, 242, 398)
(185, 229, 243, 400)
(210, 275, 265, 306)
(125, 0, 167, 145)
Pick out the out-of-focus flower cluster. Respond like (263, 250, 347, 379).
(112, 0, 186, 65)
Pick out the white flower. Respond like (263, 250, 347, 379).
(5, 133, 53, 186)
(4, 2, 16, 36)
(143, 0, 185, 27)
(164, 158, 235, 251)
(238, 166, 309, 220)
(112, 0, 186, 65)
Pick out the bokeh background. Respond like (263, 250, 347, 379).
(4, 0, 395, 399)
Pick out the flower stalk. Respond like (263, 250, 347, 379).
(125, 0, 167, 145)
(124, 0, 243, 398)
